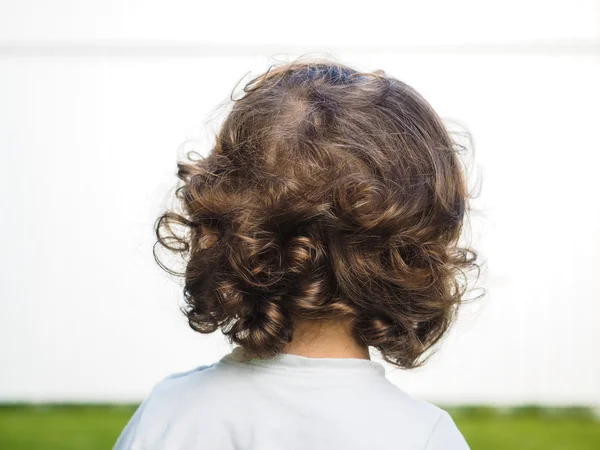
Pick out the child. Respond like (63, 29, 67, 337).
(115, 58, 479, 449)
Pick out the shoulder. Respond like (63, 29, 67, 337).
(154, 363, 216, 389)
(144, 362, 220, 407)
(423, 409, 470, 449)
(395, 396, 469, 449)
(370, 377, 443, 420)
(113, 363, 217, 449)
(369, 379, 470, 449)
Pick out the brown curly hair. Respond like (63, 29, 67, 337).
(153, 57, 480, 369)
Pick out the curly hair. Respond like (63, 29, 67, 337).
(153, 58, 480, 369)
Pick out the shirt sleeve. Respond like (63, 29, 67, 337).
(112, 375, 172, 450)
(424, 410, 470, 450)
(112, 394, 152, 450)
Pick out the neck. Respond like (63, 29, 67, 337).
(281, 317, 370, 360)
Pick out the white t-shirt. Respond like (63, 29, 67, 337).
(114, 347, 469, 450)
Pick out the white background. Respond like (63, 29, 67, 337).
(1, 0, 599, 406)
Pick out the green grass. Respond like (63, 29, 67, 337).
(0, 405, 137, 450)
(0, 404, 599, 449)
(446, 406, 600, 450)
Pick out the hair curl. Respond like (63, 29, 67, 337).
(154, 57, 480, 369)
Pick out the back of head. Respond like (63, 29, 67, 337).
(154, 58, 478, 369)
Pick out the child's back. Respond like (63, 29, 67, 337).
(115, 348, 467, 449)
(116, 58, 479, 449)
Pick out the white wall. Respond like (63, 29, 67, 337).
(1, 0, 599, 405)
